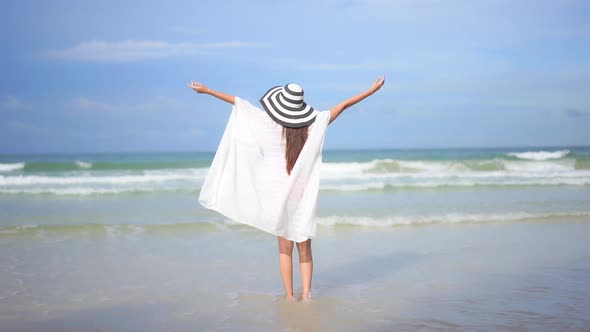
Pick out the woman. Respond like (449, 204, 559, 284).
(188, 77, 385, 300)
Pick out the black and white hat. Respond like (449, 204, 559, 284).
(259, 83, 318, 128)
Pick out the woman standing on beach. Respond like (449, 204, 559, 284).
(188, 77, 385, 300)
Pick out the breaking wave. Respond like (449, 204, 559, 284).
(75, 161, 93, 169)
(0, 162, 25, 172)
(1, 151, 589, 196)
(0, 168, 208, 195)
(317, 157, 590, 190)
(507, 150, 570, 160)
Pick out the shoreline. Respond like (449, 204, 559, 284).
(1, 217, 589, 331)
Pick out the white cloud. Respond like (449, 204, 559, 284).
(71, 96, 187, 113)
(0, 96, 26, 110)
(42, 40, 267, 62)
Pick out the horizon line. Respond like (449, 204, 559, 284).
(1, 144, 588, 156)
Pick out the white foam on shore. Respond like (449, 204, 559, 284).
(317, 211, 590, 227)
(0, 162, 25, 172)
(3, 211, 588, 235)
(507, 150, 570, 160)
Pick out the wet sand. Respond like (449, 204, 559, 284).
(1, 217, 589, 331)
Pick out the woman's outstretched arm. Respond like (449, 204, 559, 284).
(187, 81, 235, 105)
(329, 76, 385, 124)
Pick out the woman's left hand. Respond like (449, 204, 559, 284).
(368, 76, 385, 95)
(187, 81, 209, 94)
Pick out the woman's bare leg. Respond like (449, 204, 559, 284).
(278, 236, 294, 299)
(296, 239, 313, 299)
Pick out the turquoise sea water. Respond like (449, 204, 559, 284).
(1, 147, 589, 229)
(1, 147, 590, 330)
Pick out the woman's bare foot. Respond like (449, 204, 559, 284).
(300, 291, 312, 301)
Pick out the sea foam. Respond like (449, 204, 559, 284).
(327, 158, 578, 177)
(2, 211, 588, 236)
(507, 150, 570, 160)
(1, 156, 588, 196)
(0, 162, 25, 172)
(317, 211, 590, 227)
(318, 158, 590, 189)
(75, 161, 93, 169)
(0, 168, 209, 195)
(0, 168, 208, 186)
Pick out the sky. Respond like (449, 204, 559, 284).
(1, 0, 589, 153)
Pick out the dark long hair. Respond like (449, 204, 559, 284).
(282, 126, 309, 175)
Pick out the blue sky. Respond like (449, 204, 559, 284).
(1, 0, 589, 153)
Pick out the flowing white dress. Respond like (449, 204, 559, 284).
(199, 97, 331, 242)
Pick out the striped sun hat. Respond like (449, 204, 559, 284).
(259, 83, 318, 128)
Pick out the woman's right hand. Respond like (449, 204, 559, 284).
(187, 80, 209, 94)
(368, 76, 385, 95)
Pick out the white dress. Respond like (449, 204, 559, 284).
(199, 97, 331, 242)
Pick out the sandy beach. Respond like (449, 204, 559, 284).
(1, 216, 590, 331)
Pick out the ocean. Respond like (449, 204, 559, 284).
(1, 147, 589, 331)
